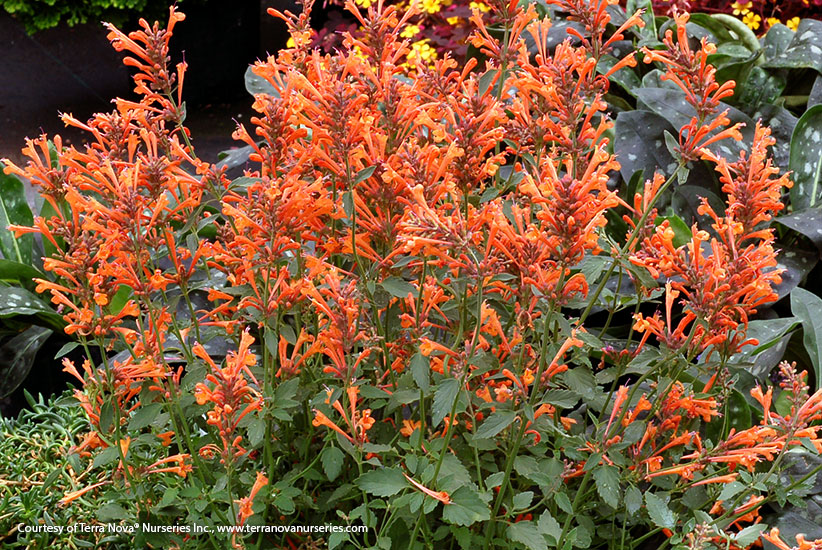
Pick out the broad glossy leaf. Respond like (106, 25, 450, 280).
(762, 23, 795, 60)
(0, 171, 34, 265)
(736, 67, 786, 111)
(776, 208, 822, 249)
(0, 259, 46, 286)
(244, 65, 280, 97)
(811, 74, 822, 107)
(789, 105, 822, 210)
(772, 248, 817, 300)
(0, 325, 52, 398)
(614, 110, 677, 183)
(791, 286, 822, 384)
(0, 287, 64, 329)
(730, 317, 799, 378)
(764, 19, 822, 72)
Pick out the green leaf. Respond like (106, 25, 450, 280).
(322, 446, 345, 482)
(789, 105, 822, 210)
(128, 402, 163, 431)
(791, 287, 822, 384)
(0, 325, 52, 398)
(356, 467, 407, 497)
(244, 66, 280, 97)
(593, 465, 621, 508)
(645, 492, 676, 529)
(538, 511, 562, 546)
(0, 259, 45, 286)
(246, 417, 266, 447)
(353, 165, 377, 184)
(410, 352, 430, 392)
(512, 491, 534, 511)
(614, 110, 677, 183)
(0, 287, 65, 330)
(442, 486, 491, 526)
(507, 520, 547, 550)
(432, 377, 461, 427)
(0, 171, 34, 265)
(625, 486, 643, 516)
(474, 410, 517, 439)
(764, 19, 822, 72)
(730, 317, 798, 378)
(656, 215, 692, 248)
(734, 524, 767, 547)
(380, 276, 415, 299)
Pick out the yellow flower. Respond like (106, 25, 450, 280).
(400, 24, 421, 38)
(787, 17, 800, 31)
(286, 37, 296, 48)
(355, 0, 375, 7)
(765, 17, 780, 28)
(421, 0, 442, 14)
(447, 16, 460, 25)
(731, 1, 751, 15)
(742, 12, 761, 30)
(405, 39, 437, 69)
(470, 1, 491, 12)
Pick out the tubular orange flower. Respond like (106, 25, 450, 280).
(236, 472, 269, 526)
(403, 472, 451, 504)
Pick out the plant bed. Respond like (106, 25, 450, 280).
(1, 1, 822, 549)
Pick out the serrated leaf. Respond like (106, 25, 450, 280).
(593, 465, 621, 508)
(442, 486, 491, 526)
(625, 486, 642, 516)
(322, 446, 345, 482)
(791, 287, 822, 385)
(538, 511, 562, 545)
(789, 105, 822, 210)
(507, 520, 547, 550)
(645, 492, 676, 529)
(512, 490, 534, 511)
(432, 377, 461, 428)
(356, 467, 407, 497)
(246, 417, 266, 447)
(410, 352, 430, 392)
(474, 410, 517, 439)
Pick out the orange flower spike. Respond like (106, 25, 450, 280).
(691, 473, 739, 487)
(605, 385, 629, 437)
(59, 480, 111, 507)
(400, 420, 421, 437)
(403, 473, 451, 505)
(312, 409, 355, 444)
(761, 529, 794, 550)
(751, 385, 773, 424)
(236, 472, 269, 526)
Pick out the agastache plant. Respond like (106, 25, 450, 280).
(3, 1, 821, 549)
